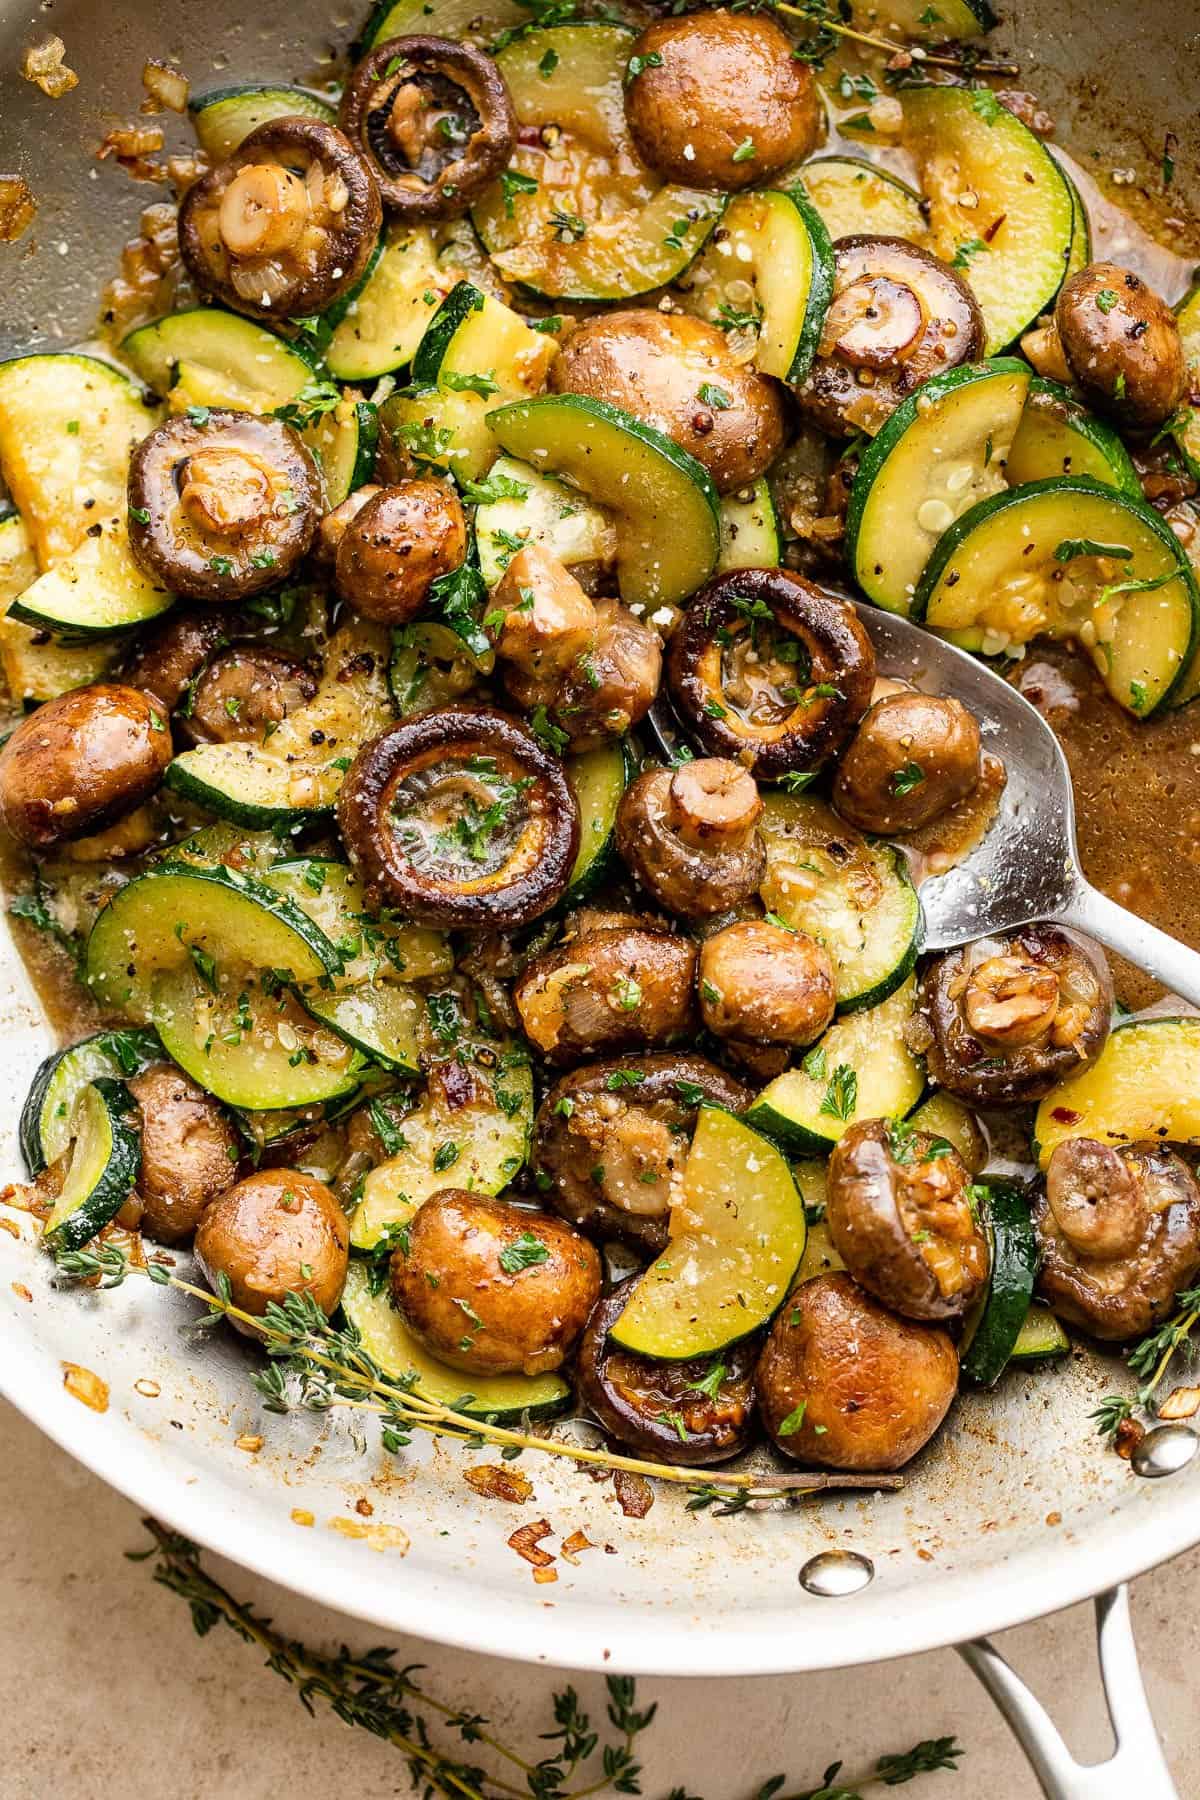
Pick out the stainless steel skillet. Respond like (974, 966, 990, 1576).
(0, 2, 1198, 1795)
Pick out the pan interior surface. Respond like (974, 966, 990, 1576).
(1, 0, 1199, 1677)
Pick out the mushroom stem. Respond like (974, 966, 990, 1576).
(666, 757, 761, 850)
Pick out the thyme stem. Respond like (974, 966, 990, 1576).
(772, 1, 1019, 74)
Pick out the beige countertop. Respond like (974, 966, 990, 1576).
(3, 1400, 1198, 1799)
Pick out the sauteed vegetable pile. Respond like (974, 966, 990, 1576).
(3, 0, 1200, 1494)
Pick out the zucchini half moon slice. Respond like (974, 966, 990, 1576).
(1034, 1016, 1200, 1168)
(1172, 281, 1200, 483)
(1006, 377, 1140, 495)
(42, 1078, 142, 1253)
(188, 83, 336, 159)
(795, 156, 926, 246)
(20, 1026, 162, 1176)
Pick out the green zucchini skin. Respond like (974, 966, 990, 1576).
(42, 1078, 142, 1254)
(562, 737, 638, 905)
(20, 1027, 162, 1176)
(959, 1180, 1039, 1388)
(188, 83, 336, 158)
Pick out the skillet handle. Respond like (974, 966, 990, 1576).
(957, 1586, 1178, 1799)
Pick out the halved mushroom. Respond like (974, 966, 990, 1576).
(550, 599, 662, 750)
(334, 479, 467, 624)
(833, 692, 982, 834)
(336, 704, 579, 926)
(339, 35, 515, 221)
(178, 116, 381, 320)
(514, 927, 697, 1064)
(127, 1062, 240, 1244)
(1035, 1139, 1200, 1340)
(697, 919, 836, 1047)
(0, 683, 172, 850)
(1054, 262, 1187, 432)
(795, 237, 984, 439)
(616, 758, 765, 918)
(534, 1052, 751, 1253)
(577, 1278, 757, 1463)
(667, 568, 876, 778)
(183, 647, 318, 745)
(826, 1117, 989, 1321)
(490, 544, 598, 710)
(755, 1270, 959, 1471)
(914, 926, 1113, 1106)
(128, 410, 320, 602)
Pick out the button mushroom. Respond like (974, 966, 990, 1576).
(832, 692, 982, 834)
(697, 920, 836, 1048)
(339, 35, 516, 221)
(389, 1190, 601, 1375)
(755, 1271, 959, 1471)
(1054, 262, 1187, 432)
(826, 1117, 989, 1321)
(193, 1168, 350, 1334)
(122, 609, 229, 713)
(183, 647, 318, 745)
(489, 544, 598, 710)
(550, 599, 662, 751)
(795, 237, 984, 438)
(915, 926, 1114, 1107)
(0, 683, 172, 850)
(128, 410, 320, 603)
(616, 757, 765, 919)
(667, 568, 876, 778)
(1035, 1139, 1200, 1341)
(336, 705, 579, 927)
(577, 1278, 757, 1463)
(334, 479, 467, 624)
(549, 310, 787, 494)
(533, 1052, 751, 1253)
(178, 116, 381, 321)
(127, 1063, 240, 1244)
(514, 926, 697, 1064)
(622, 10, 821, 193)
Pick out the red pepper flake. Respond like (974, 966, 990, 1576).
(1051, 1107, 1082, 1125)
(613, 1470, 654, 1518)
(466, 1463, 534, 1505)
(508, 1518, 555, 1567)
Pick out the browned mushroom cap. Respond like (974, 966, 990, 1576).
(127, 1062, 240, 1244)
(334, 479, 467, 624)
(193, 1167, 349, 1334)
(826, 1117, 989, 1322)
(178, 116, 381, 320)
(533, 1052, 751, 1253)
(0, 683, 172, 850)
(551, 600, 662, 751)
(316, 483, 383, 564)
(667, 568, 876, 778)
(514, 927, 697, 1064)
(914, 925, 1113, 1107)
(577, 1278, 757, 1463)
(1055, 262, 1187, 432)
(389, 1190, 601, 1375)
(183, 647, 318, 745)
(697, 920, 836, 1046)
(340, 36, 515, 221)
(1035, 1140, 1200, 1341)
(796, 237, 984, 438)
(832, 692, 982, 834)
(336, 704, 578, 927)
(128, 410, 320, 603)
(756, 1271, 958, 1470)
(122, 609, 229, 712)
(615, 759, 764, 918)
(622, 11, 821, 193)
(549, 311, 787, 495)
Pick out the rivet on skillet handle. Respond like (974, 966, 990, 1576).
(959, 1586, 1179, 1799)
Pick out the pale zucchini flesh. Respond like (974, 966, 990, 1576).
(122, 309, 314, 414)
(325, 228, 453, 381)
(475, 455, 616, 590)
(8, 519, 172, 638)
(42, 1078, 141, 1252)
(718, 479, 781, 572)
(795, 156, 926, 246)
(1034, 1017, 1200, 1167)
(0, 513, 117, 698)
(1006, 378, 1140, 495)
(188, 84, 336, 159)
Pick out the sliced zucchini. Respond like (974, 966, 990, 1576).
(8, 519, 172, 638)
(262, 860, 452, 987)
(902, 86, 1074, 353)
(349, 1047, 534, 1249)
(906, 1090, 986, 1172)
(325, 228, 453, 381)
(856, 0, 995, 37)
(20, 1026, 162, 1175)
(296, 983, 423, 1074)
(188, 83, 336, 159)
(121, 308, 314, 414)
(164, 820, 287, 874)
(563, 738, 635, 902)
(918, 477, 1199, 717)
(474, 454, 616, 590)
(795, 156, 926, 245)
(1059, 163, 1091, 284)
(0, 353, 159, 568)
(1006, 377, 1140, 495)
(487, 394, 720, 608)
(959, 1179, 1038, 1388)
(164, 617, 393, 827)
(609, 1105, 806, 1359)
(1010, 1303, 1070, 1363)
(42, 1078, 141, 1253)
(1173, 283, 1200, 483)
(1033, 1017, 1200, 1167)
(387, 620, 485, 714)
(847, 358, 1029, 616)
(794, 1215, 846, 1286)
(0, 513, 117, 700)
(717, 479, 781, 573)
(303, 395, 379, 509)
(675, 187, 833, 383)
(471, 26, 720, 301)
(85, 860, 341, 1021)
(746, 976, 925, 1153)
(758, 791, 922, 1011)
(363, 0, 525, 46)
(342, 1261, 569, 1420)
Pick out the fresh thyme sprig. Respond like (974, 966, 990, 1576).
(1090, 1283, 1200, 1441)
(58, 1246, 901, 1505)
(134, 1521, 964, 1800)
(769, 0, 1019, 75)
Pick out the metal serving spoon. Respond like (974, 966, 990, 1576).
(859, 604, 1200, 1007)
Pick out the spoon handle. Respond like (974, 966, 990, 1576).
(1055, 882, 1200, 1011)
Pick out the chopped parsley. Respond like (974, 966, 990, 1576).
(818, 1063, 858, 1122)
(891, 760, 925, 797)
(499, 1231, 551, 1274)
